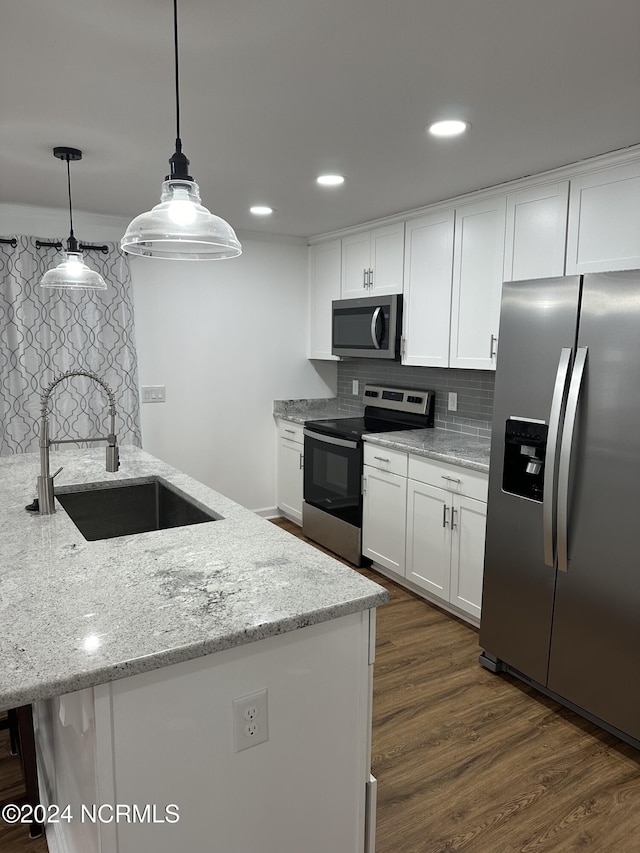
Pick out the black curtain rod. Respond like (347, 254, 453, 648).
(35, 240, 109, 254)
(1, 236, 109, 253)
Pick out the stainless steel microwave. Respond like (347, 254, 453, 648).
(331, 294, 403, 359)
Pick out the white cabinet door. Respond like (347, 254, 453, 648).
(369, 223, 405, 295)
(278, 437, 304, 523)
(504, 182, 569, 282)
(341, 232, 372, 298)
(449, 196, 506, 370)
(405, 479, 450, 601)
(402, 210, 454, 367)
(449, 495, 486, 620)
(341, 224, 404, 298)
(362, 466, 407, 574)
(566, 161, 640, 274)
(308, 240, 341, 360)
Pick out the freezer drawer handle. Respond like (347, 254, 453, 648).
(557, 347, 588, 573)
(543, 347, 573, 567)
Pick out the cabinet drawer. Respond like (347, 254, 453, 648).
(278, 421, 304, 444)
(364, 444, 408, 476)
(408, 455, 488, 502)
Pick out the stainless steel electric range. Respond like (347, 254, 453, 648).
(303, 383, 435, 566)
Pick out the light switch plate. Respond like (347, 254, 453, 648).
(448, 392, 458, 412)
(141, 385, 166, 403)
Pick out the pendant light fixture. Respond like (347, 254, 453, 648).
(121, 0, 241, 260)
(40, 147, 107, 290)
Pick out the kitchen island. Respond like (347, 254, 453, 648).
(0, 447, 388, 853)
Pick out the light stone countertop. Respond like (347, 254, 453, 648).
(273, 397, 362, 425)
(364, 429, 491, 473)
(274, 399, 491, 472)
(0, 447, 388, 712)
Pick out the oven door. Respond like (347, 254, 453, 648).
(303, 429, 362, 527)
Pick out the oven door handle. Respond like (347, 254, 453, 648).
(303, 429, 359, 450)
(370, 307, 382, 349)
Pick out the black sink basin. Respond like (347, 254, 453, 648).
(55, 477, 221, 541)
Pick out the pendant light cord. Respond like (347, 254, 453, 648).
(166, 0, 191, 179)
(65, 154, 78, 252)
(174, 0, 181, 150)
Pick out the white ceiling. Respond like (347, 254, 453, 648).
(2, 0, 640, 239)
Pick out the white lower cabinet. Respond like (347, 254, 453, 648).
(362, 446, 408, 573)
(406, 482, 486, 620)
(449, 494, 487, 620)
(406, 455, 488, 621)
(362, 444, 488, 623)
(362, 466, 407, 574)
(277, 421, 304, 523)
(405, 480, 451, 600)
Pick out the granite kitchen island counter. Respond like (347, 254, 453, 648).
(1, 446, 387, 853)
(0, 445, 388, 711)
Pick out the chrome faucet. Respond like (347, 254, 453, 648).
(37, 369, 120, 514)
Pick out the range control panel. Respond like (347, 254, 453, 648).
(363, 383, 433, 416)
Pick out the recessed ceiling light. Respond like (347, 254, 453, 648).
(317, 174, 345, 187)
(428, 120, 470, 137)
(250, 205, 273, 216)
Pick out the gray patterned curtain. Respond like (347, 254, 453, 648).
(0, 236, 141, 455)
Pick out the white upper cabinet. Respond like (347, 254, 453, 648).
(341, 223, 404, 298)
(402, 210, 455, 368)
(449, 196, 507, 371)
(309, 239, 340, 360)
(566, 161, 640, 274)
(504, 182, 569, 282)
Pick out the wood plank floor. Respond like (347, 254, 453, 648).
(2, 518, 638, 852)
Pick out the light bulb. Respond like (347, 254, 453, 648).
(168, 189, 197, 225)
(64, 257, 84, 276)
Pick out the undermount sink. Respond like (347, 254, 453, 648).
(55, 477, 221, 541)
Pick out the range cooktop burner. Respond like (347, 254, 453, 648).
(303, 415, 418, 441)
(304, 383, 436, 440)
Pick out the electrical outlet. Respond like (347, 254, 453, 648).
(448, 392, 458, 412)
(141, 385, 166, 403)
(352, 379, 359, 395)
(233, 689, 268, 752)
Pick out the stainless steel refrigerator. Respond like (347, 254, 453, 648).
(479, 270, 640, 748)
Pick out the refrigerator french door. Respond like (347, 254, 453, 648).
(480, 270, 640, 747)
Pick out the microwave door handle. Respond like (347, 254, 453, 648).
(370, 307, 382, 349)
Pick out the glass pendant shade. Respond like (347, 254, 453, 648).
(40, 251, 107, 290)
(121, 179, 242, 260)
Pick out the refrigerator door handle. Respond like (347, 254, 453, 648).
(557, 346, 589, 573)
(543, 347, 573, 567)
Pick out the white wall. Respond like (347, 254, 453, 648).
(130, 237, 336, 512)
(1, 203, 337, 512)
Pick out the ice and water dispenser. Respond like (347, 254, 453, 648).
(502, 417, 548, 502)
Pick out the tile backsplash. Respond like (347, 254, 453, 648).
(337, 360, 495, 438)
